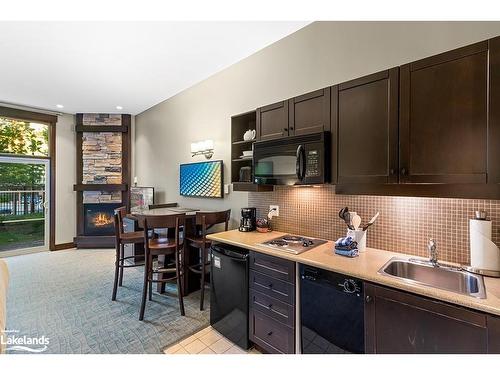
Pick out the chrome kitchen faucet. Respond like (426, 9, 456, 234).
(428, 239, 438, 266)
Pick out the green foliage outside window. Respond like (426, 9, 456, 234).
(0, 117, 48, 190)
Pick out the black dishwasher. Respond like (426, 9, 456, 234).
(210, 243, 250, 350)
(300, 264, 365, 354)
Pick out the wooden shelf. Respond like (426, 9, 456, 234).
(231, 110, 260, 188)
(232, 139, 255, 145)
(75, 125, 129, 133)
(233, 182, 274, 192)
(232, 158, 253, 162)
(73, 184, 128, 192)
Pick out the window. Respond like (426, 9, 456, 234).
(0, 116, 49, 157)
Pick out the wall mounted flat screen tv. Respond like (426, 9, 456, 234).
(180, 160, 223, 198)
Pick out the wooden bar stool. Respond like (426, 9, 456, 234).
(112, 206, 145, 301)
(148, 203, 179, 238)
(140, 213, 186, 321)
(185, 209, 231, 310)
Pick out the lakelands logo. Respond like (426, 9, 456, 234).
(2, 330, 49, 353)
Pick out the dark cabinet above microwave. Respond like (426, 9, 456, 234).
(256, 101, 289, 141)
(289, 88, 331, 136)
(256, 88, 331, 141)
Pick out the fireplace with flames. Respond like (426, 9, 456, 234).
(83, 203, 121, 236)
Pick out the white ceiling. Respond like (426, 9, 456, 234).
(0, 21, 308, 115)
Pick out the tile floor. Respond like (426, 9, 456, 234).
(164, 326, 261, 354)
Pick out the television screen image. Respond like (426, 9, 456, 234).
(180, 160, 223, 198)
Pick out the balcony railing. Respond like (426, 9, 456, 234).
(0, 190, 45, 220)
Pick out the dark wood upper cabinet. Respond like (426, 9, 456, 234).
(288, 88, 331, 136)
(399, 41, 489, 184)
(336, 68, 399, 184)
(488, 36, 500, 184)
(251, 36, 500, 198)
(365, 284, 488, 354)
(256, 101, 289, 141)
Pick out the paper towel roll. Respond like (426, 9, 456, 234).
(470, 219, 500, 271)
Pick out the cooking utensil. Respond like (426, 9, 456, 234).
(351, 213, 362, 231)
(362, 212, 379, 231)
(338, 207, 348, 220)
(338, 207, 354, 230)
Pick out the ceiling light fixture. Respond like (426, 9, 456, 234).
(56, 104, 64, 109)
(116, 106, 123, 110)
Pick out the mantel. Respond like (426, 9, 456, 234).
(73, 184, 128, 192)
(75, 125, 128, 133)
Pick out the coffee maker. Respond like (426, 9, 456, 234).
(239, 207, 256, 232)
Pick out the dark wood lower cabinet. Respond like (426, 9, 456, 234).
(365, 284, 489, 353)
(249, 251, 295, 353)
(250, 309, 295, 354)
(488, 315, 500, 353)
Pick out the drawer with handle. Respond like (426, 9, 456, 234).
(250, 309, 295, 354)
(250, 251, 295, 283)
(250, 289, 294, 327)
(250, 269, 295, 305)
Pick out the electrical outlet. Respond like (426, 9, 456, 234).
(269, 205, 279, 217)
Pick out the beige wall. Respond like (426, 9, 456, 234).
(55, 113, 76, 244)
(134, 21, 500, 225)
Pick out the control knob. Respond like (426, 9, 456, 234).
(341, 279, 360, 294)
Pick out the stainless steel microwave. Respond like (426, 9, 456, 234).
(253, 132, 330, 185)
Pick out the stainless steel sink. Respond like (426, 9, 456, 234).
(378, 257, 486, 299)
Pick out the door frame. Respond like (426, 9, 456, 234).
(0, 106, 57, 252)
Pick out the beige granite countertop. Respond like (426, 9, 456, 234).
(207, 229, 500, 317)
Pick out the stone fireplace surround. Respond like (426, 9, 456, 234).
(74, 113, 131, 248)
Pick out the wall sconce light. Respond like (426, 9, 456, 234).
(191, 139, 214, 159)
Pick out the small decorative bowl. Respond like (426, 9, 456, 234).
(256, 218, 272, 233)
(256, 226, 271, 233)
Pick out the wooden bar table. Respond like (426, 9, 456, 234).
(127, 207, 206, 296)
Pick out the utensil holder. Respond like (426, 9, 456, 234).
(347, 229, 367, 252)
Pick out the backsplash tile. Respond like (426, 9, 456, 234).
(248, 185, 500, 265)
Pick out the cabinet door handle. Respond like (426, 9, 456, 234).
(365, 295, 373, 303)
(255, 300, 272, 310)
(283, 128, 288, 132)
(254, 280, 274, 291)
(289, 126, 294, 131)
(389, 168, 395, 176)
(401, 168, 407, 176)
(267, 331, 273, 336)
